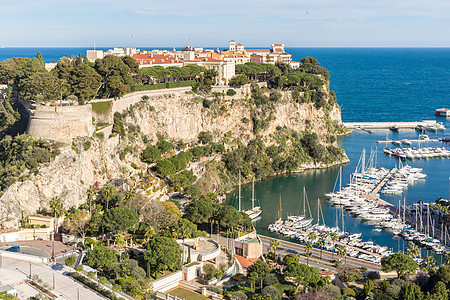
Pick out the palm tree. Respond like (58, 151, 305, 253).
(330, 232, 339, 261)
(405, 242, 420, 259)
(50, 196, 64, 218)
(337, 245, 347, 262)
(308, 232, 317, 244)
(422, 256, 437, 273)
(123, 189, 136, 208)
(270, 239, 281, 259)
(103, 185, 114, 211)
(317, 237, 326, 260)
(305, 242, 313, 266)
(445, 252, 450, 265)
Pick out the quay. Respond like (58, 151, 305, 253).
(344, 120, 437, 130)
(377, 139, 440, 144)
(369, 168, 397, 196)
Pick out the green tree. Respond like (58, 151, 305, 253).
(217, 205, 242, 229)
(229, 74, 249, 86)
(20, 72, 60, 102)
(94, 55, 132, 98)
(247, 260, 270, 291)
(445, 252, 450, 265)
(156, 140, 174, 154)
(426, 281, 448, 300)
(85, 245, 118, 271)
(177, 218, 197, 263)
(406, 243, 420, 259)
(156, 159, 175, 178)
(285, 261, 321, 291)
(184, 199, 214, 224)
(381, 253, 419, 279)
(50, 196, 64, 218)
(112, 112, 124, 136)
(317, 237, 326, 260)
(102, 206, 138, 233)
(283, 254, 298, 265)
(270, 239, 281, 258)
(69, 63, 101, 102)
(330, 232, 338, 261)
(400, 282, 423, 300)
(65, 256, 76, 267)
(337, 245, 347, 262)
(364, 279, 374, 296)
(198, 131, 213, 144)
(305, 242, 313, 265)
(63, 209, 91, 238)
(141, 146, 161, 164)
(422, 256, 437, 274)
(144, 237, 182, 276)
(261, 286, 281, 300)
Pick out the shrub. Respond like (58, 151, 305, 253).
(98, 277, 108, 285)
(87, 271, 96, 279)
(386, 284, 401, 298)
(322, 284, 341, 299)
(75, 265, 83, 272)
(230, 291, 247, 300)
(263, 273, 279, 286)
(262, 286, 281, 300)
(227, 89, 236, 96)
(205, 286, 222, 294)
(83, 141, 91, 151)
(65, 256, 76, 267)
(342, 287, 356, 297)
(367, 271, 380, 280)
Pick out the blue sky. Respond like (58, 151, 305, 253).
(0, 0, 449, 47)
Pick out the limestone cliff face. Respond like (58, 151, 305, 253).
(126, 86, 343, 145)
(0, 137, 131, 228)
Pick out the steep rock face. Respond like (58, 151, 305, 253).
(0, 137, 127, 228)
(126, 89, 342, 144)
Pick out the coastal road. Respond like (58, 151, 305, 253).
(258, 235, 381, 272)
(0, 256, 105, 299)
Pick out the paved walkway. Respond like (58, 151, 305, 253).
(0, 256, 105, 299)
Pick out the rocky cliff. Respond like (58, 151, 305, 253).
(0, 84, 347, 229)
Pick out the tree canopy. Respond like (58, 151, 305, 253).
(101, 206, 139, 233)
(144, 236, 182, 275)
(381, 253, 418, 279)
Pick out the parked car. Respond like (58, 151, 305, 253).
(5, 246, 20, 252)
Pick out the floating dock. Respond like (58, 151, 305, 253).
(344, 120, 437, 130)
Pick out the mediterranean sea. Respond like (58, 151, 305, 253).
(2, 47, 450, 260)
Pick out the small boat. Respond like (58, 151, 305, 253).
(415, 125, 424, 131)
(389, 125, 399, 131)
(436, 108, 450, 117)
(401, 139, 412, 145)
(419, 134, 430, 140)
(392, 141, 402, 146)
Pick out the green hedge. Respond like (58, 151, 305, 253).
(131, 80, 196, 92)
(71, 272, 123, 300)
(91, 101, 113, 116)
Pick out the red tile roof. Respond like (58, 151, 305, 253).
(235, 255, 259, 270)
(246, 49, 270, 52)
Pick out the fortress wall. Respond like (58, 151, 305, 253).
(27, 105, 94, 143)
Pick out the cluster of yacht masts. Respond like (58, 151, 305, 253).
(384, 147, 450, 160)
(398, 202, 450, 254)
(267, 188, 390, 265)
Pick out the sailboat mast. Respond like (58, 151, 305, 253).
(279, 195, 282, 220)
(303, 187, 306, 217)
(317, 198, 320, 225)
(403, 197, 406, 223)
(238, 171, 241, 212)
(252, 179, 255, 210)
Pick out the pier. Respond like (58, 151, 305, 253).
(344, 120, 437, 130)
(369, 168, 397, 196)
(377, 139, 440, 144)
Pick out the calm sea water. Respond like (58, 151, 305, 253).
(2, 47, 450, 259)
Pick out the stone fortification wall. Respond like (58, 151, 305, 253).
(27, 105, 94, 143)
